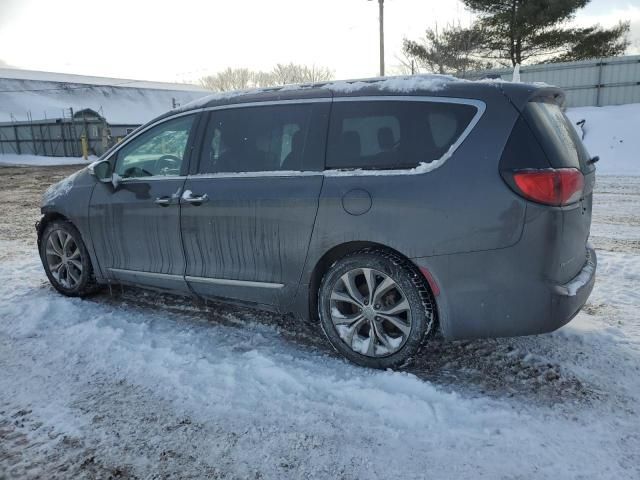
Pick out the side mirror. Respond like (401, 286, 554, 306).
(89, 160, 113, 183)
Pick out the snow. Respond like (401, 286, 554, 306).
(42, 169, 83, 204)
(566, 103, 640, 176)
(1, 174, 640, 478)
(180, 74, 460, 111)
(563, 250, 596, 296)
(324, 74, 456, 93)
(0, 153, 95, 166)
(0, 67, 208, 92)
(0, 69, 211, 124)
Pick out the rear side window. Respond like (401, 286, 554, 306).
(326, 100, 477, 170)
(523, 100, 592, 171)
(198, 103, 328, 174)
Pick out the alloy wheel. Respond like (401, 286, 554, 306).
(45, 230, 83, 289)
(329, 268, 413, 357)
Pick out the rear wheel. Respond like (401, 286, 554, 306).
(318, 250, 436, 369)
(40, 220, 99, 297)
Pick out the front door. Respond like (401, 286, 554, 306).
(89, 113, 199, 292)
(180, 101, 330, 308)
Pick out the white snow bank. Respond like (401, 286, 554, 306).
(1, 239, 639, 478)
(0, 153, 95, 166)
(566, 103, 640, 176)
(0, 73, 210, 124)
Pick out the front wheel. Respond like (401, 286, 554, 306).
(318, 250, 436, 369)
(39, 220, 99, 297)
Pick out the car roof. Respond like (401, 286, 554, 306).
(162, 74, 564, 121)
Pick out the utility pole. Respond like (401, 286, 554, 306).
(369, 0, 385, 77)
(378, 0, 385, 76)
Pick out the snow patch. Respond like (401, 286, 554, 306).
(566, 103, 640, 176)
(42, 169, 82, 204)
(0, 154, 95, 166)
(564, 256, 596, 296)
(325, 75, 457, 94)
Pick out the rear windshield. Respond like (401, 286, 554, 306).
(326, 100, 478, 170)
(523, 100, 592, 171)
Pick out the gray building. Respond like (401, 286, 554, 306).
(462, 55, 640, 108)
(0, 68, 211, 157)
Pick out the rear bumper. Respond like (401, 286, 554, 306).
(412, 246, 596, 340)
(549, 246, 596, 329)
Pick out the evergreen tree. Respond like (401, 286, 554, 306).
(462, 0, 630, 65)
(403, 23, 491, 75)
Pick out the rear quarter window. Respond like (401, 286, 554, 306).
(523, 100, 592, 172)
(326, 100, 478, 170)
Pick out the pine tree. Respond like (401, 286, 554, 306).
(403, 23, 491, 75)
(462, 0, 630, 65)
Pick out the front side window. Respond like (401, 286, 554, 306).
(326, 101, 477, 170)
(115, 115, 194, 178)
(198, 104, 317, 174)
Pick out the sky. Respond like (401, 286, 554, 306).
(0, 0, 638, 84)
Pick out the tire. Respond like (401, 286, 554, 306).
(318, 249, 436, 369)
(39, 220, 99, 297)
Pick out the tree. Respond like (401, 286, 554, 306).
(199, 67, 257, 91)
(403, 23, 492, 75)
(551, 22, 631, 62)
(270, 63, 334, 84)
(199, 63, 334, 92)
(462, 0, 630, 66)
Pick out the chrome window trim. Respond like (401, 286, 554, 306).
(100, 109, 203, 163)
(188, 95, 485, 179)
(324, 95, 486, 175)
(108, 268, 284, 289)
(106, 95, 485, 180)
(201, 97, 331, 112)
(119, 175, 188, 183)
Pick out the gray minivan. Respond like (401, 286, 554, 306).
(37, 75, 597, 368)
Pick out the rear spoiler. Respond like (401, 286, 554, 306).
(499, 83, 566, 112)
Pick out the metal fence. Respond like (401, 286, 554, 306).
(463, 55, 640, 107)
(0, 114, 118, 157)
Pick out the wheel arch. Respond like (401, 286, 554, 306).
(36, 211, 72, 247)
(307, 241, 438, 325)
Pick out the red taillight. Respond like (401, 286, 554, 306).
(512, 168, 584, 206)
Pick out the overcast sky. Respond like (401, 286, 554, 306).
(0, 0, 638, 83)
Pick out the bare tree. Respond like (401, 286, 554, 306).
(199, 67, 257, 91)
(199, 63, 334, 91)
(270, 63, 334, 84)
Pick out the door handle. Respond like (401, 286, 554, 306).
(154, 196, 171, 206)
(182, 192, 209, 205)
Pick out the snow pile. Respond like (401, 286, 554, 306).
(0, 71, 210, 124)
(0, 153, 95, 166)
(566, 103, 640, 176)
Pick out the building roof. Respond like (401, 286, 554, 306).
(0, 68, 211, 125)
